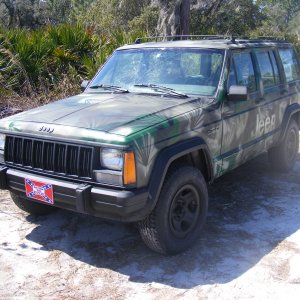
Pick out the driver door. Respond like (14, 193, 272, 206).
(220, 49, 261, 174)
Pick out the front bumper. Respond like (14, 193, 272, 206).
(0, 166, 149, 222)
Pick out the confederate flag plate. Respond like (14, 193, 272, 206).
(25, 178, 54, 205)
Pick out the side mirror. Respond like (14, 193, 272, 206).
(227, 85, 248, 102)
(81, 80, 90, 92)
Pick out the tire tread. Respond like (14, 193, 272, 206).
(268, 119, 299, 172)
(138, 165, 208, 254)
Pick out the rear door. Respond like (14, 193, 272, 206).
(252, 48, 283, 148)
(277, 47, 300, 125)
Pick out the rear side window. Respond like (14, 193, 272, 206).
(278, 48, 300, 82)
(229, 52, 256, 92)
(269, 51, 280, 83)
(255, 50, 280, 88)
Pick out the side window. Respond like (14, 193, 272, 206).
(228, 66, 237, 87)
(278, 48, 300, 82)
(229, 52, 256, 91)
(269, 51, 280, 84)
(255, 50, 279, 88)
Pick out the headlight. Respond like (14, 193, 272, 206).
(0, 134, 6, 151)
(101, 148, 123, 171)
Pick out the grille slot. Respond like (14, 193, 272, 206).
(14, 137, 23, 164)
(80, 147, 93, 177)
(23, 139, 33, 166)
(5, 136, 94, 178)
(32, 140, 43, 168)
(44, 142, 54, 170)
(66, 146, 78, 175)
(55, 144, 66, 173)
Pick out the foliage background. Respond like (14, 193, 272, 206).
(0, 0, 299, 109)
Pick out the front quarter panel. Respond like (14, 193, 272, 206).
(129, 99, 222, 188)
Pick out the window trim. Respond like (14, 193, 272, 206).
(268, 50, 281, 85)
(278, 47, 300, 83)
(254, 48, 279, 89)
(227, 49, 258, 93)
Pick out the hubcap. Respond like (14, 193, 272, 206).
(169, 184, 200, 238)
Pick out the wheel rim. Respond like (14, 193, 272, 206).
(169, 184, 201, 238)
(286, 128, 298, 163)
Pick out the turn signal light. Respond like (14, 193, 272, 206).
(123, 152, 137, 185)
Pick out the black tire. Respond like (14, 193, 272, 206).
(268, 119, 299, 172)
(138, 166, 208, 255)
(10, 192, 58, 215)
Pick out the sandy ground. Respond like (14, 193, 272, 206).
(0, 152, 300, 299)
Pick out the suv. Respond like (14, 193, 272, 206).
(0, 36, 299, 254)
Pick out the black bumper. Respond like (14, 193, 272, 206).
(0, 166, 149, 222)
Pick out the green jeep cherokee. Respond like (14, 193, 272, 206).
(0, 36, 300, 254)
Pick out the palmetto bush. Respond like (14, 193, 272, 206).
(1, 28, 54, 94)
(0, 24, 142, 106)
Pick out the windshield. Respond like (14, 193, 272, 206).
(88, 48, 225, 97)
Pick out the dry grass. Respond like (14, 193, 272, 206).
(1, 75, 80, 112)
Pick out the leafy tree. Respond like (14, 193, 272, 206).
(38, 0, 72, 25)
(190, 0, 262, 35)
(258, 0, 300, 26)
(256, 0, 300, 37)
(128, 5, 159, 34)
(74, 0, 153, 33)
(153, 0, 262, 36)
(0, 0, 94, 27)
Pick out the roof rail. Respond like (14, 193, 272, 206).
(231, 36, 287, 44)
(248, 36, 286, 41)
(135, 35, 288, 44)
(135, 35, 231, 44)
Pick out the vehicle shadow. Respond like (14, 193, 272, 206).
(25, 153, 300, 288)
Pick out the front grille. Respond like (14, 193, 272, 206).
(4, 136, 94, 178)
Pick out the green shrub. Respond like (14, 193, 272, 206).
(0, 23, 142, 100)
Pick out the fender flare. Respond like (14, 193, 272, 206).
(143, 137, 213, 216)
(279, 103, 300, 143)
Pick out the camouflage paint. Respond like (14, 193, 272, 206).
(0, 42, 300, 190)
(0, 92, 222, 188)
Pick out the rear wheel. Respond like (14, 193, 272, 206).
(138, 166, 208, 255)
(10, 192, 58, 215)
(268, 119, 299, 172)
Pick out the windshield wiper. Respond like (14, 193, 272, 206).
(89, 84, 129, 93)
(134, 84, 188, 98)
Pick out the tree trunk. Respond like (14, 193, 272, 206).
(180, 0, 190, 35)
(156, 0, 190, 36)
(3, 0, 17, 27)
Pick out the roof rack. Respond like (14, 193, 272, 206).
(135, 35, 231, 44)
(135, 35, 287, 44)
(232, 36, 287, 43)
(252, 36, 286, 41)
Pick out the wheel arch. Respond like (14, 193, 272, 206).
(280, 103, 300, 143)
(146, 137, 213, 214)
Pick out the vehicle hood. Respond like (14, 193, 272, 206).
(0, 93, 210, 144)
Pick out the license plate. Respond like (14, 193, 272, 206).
(25, 178, 54, 205)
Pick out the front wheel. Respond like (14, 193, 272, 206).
(138, 166, 208, 255)
(268, 119, 299, 172)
